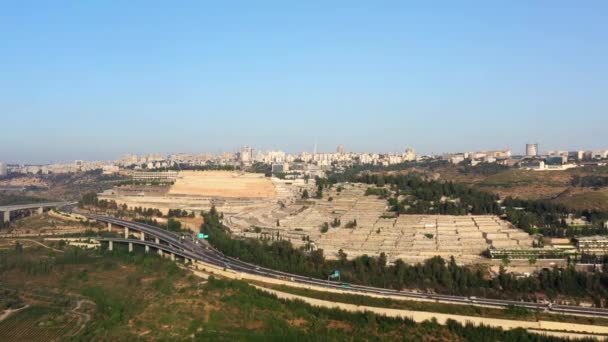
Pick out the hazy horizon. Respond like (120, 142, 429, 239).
(0, 141, 599, 165)
(2, 2, 607, 164)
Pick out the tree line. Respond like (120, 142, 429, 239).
(80, 192, 197, 219)
(571, 174, 608, 188)
(459, 162, 509, 176)
(503, 197, 608, 237)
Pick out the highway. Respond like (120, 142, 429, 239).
(85, 214, 608, 318)
(0, 201, 73, 212)
(1, 201, 75, 223)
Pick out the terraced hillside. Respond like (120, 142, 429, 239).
(227, 183, 533, 263)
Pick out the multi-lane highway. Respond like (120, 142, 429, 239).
(85, 214, 608, 318)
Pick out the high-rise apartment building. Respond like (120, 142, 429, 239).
(239, 146, 253, 164)
(336, 144, 345, 155)
(525, 143, 538, 157)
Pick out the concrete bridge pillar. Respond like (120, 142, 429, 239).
(155, 237, 160, 244)
(3, 211, 10, 223)
(145, 245, 150, 253)
(37, 207, 44, 215)
(128, 242, 133, 253)
(107, 222, 112, 232)
(157, 248, 163, 256)
(140, 231, 145, 241)
(124, 227, 129, 239)
(170, 253, 175, 261)
(109, 240, 113, 251)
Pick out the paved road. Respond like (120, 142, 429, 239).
(0, 201, 73, 212)
(85, 214, 608, 318)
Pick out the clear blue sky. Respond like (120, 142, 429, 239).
(1, 1, 607, 163)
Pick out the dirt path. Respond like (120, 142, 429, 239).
(0, 305, 30, 322)
(9, 239, 65, 253)
(67, 299, 95, 337)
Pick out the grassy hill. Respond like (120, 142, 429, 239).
(434, 166, 608, 211)
(0, 242, 590, 341)
(552, 189, 608, 211)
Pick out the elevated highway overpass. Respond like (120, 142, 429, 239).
(99, 237, 199, 262)
(84, 214, 608, 319)
(1, 201, 73, 223)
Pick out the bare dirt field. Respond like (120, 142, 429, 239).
(168, 171, 276, 198)
(0, 177, 48, 188)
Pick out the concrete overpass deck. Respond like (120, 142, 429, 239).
(98, 237, 198, 262)
(0, 201, 73, 223)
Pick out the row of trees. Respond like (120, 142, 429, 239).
(132, 206, 163, 217)
(364, 187, 390, 198)
(167, 209, 194, 218)
(503, 197, 608, 237)
(79, 193, 123, 211)
(80, 192, 198, 220)
(458, 162, 509, 175)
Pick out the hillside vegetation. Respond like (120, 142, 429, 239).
(0, 242, 594, 341)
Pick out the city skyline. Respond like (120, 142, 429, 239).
(1, 140, 607, 165)
(2, 2, 607, 163)
(3, 142, 608, 166)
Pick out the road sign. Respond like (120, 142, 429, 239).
(198, 233, 209, 239)
(329, 270, 340, 278)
